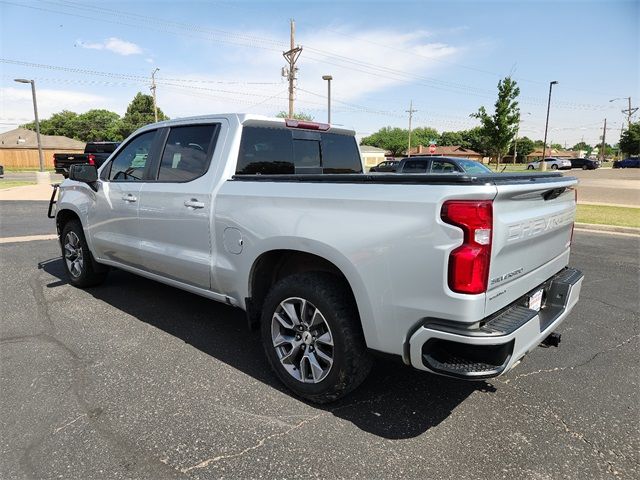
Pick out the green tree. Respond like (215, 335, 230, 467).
(411, 127, 440, 150)
(471, 76, 520, 167)
(119, 92, 168, 138)
(439, 131, 465, 146)
(360, 126, 409, 157)
(550, 143, 563, 150)
(572, 141, 593, 156)
(460, 127, 491, 157)
(509, 136, 535, 163)
(619, 122, 640, 155)
(74, 109, 123, 142)
(22, 110, 79, 139)
(275, 111, 314, 121)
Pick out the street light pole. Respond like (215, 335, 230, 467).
(15, 78, 44, 172)
(541, 81, 558, 171)
(322, 75, 332, 124)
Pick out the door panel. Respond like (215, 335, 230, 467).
(89, 129, 158, 268)
(137, 124, 220, 289)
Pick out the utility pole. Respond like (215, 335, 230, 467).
(282, 19, 302, 118)
(151, 68, 159, 123)
(624, 97, 637, 129)
(609, 97, 638, 130)
(600, 118, 607, 163)
(406, 100, 417, 157)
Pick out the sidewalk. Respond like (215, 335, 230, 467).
(0, 183, 56, 201)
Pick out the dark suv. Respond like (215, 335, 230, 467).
(613, 157, 640, 168)
(570, 158, 600, 170)
(396, 156, 492, 174)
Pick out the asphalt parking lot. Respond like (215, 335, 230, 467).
(1, 201, 638, 479)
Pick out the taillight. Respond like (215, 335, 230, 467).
(441, 200, 493, 294)
(87, 154, 96, 165)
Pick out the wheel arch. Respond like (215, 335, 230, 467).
(245, 247, 375, 345)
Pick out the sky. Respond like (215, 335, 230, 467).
(0, 0, 638, 146)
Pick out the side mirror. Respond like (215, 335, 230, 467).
(69, 164, 98, 190)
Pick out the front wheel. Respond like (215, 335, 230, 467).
(60, 220, 108, 288)
(527, 165, 534, 170)
(551, 164, 558, 170)
(261, 272, 372, 403)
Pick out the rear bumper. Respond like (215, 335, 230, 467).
(408, 267, 584, 379)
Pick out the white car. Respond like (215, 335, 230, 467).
(527, 157, 572, 170)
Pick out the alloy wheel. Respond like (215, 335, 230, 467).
(271, 297, 334, 383)
(64, 231, 84, 278)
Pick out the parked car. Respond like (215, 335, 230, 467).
(570, 158, 600, 170)
(54, 114, 583, 403)
(369, 159, 399, 172)
(613, 157, 640, 168)
(396, 156, 493, 174)
(0, 165, 4, 177)
(54, 141, 120, 177)
(527, 158, 572, 170)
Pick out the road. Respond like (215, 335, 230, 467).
(0, 201, 638, 479)
(564, 168, 640, 206)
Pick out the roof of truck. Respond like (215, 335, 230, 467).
(146, 114, 356, 136)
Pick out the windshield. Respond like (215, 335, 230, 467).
(455, 159, 492, 174)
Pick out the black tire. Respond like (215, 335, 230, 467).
(527, 165, 534, 170)
(60, 219, 108, 288)
(260, 272, 372, 403)
(551, 164, 558, 170)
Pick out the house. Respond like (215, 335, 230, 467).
(0, 128, 85, 169)
(359, 144, 387, 171)
(526, 148, 577, 161)
(407, 145, 484, 161)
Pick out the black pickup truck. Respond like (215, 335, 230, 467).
(53, 142, 120, 177)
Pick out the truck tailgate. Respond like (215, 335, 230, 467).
(486, 176, 578, 314)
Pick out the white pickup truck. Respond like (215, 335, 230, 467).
(54, 114, 583, 403)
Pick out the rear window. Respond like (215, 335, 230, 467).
(236, 126, 362, 175)
(85, 143, 119, 154)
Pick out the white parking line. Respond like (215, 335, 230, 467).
(0, 234, 58, 244)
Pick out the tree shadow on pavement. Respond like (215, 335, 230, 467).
(39, 258, 495, 440)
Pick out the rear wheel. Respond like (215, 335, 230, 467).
(582, 165, 588, 170)
(60, 220, 108, 288)
(260, 272, 372, 403)
(527, 165, 534, 170)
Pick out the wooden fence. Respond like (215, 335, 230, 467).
(0, 148, 85, 169)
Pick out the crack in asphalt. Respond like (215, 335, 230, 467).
(11, 268, 186, 479)
(502, 333, 640, 383)
(181, 413, 324, 473)
(581, 296, 640, 315)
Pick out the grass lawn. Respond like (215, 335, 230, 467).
(3, 167, 56, 172)
(0, 180, 37, 189)
(487, 164, 530, 172)
(576, 204, 640, 228)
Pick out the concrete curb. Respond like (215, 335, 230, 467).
(575, 222, 640, 235)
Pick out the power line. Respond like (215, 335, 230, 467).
(4, 0, 611, 110)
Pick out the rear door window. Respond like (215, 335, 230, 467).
(402, 160, 428, 173)
(431, 159, 462, 173)
(157, 124, 219, 182)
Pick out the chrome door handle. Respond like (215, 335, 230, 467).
(184, 199, 205, 209)
(122, 194, 137, 202)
